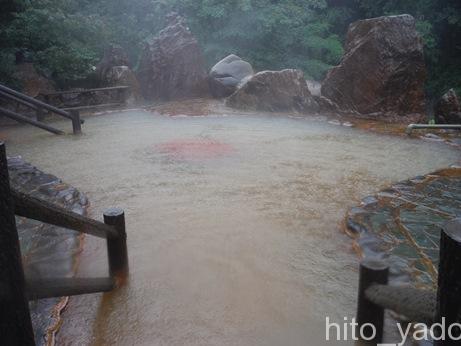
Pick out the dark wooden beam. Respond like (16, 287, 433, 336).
(42, 85, 130, 97)
(0, 84, 73, 120)
(356, 259, 389, 344)
(12, 188, 118, 239)
(435, 219, 461, 345)
(0, 107, 64, 135)
(26, 277, 115, 300)
(104, 208, 129, 277)
(62, 102, 123, 112)
(0, 90, 38, 110)
(0, 142, 35, 345)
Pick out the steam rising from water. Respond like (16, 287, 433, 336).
(4, 110, 459, 345)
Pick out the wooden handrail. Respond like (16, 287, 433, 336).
(0, 90, 38, 111)
(42, 85, 129, 97)
(0, 107, 64, 135)
(61, 102, 123, 112)
(356, 219, 461, 344)
(0, 83, 84, 134)
(0, 84, 73, 120)
(12, 188, 118, 239)
(0, 142, 35, 345)
(26, 277, 115, 300)
(0, 142, 129, 345)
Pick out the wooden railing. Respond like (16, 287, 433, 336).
(0, 142, 128, 345)
(41, 85, 130, 113)
(0, 84, 83, 135)
(355, 219, 461, 345)
(0, 84, 131, 136)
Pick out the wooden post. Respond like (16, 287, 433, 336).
(0, 142, 35, 345)
(117, 88, 124, 103)
(104, 208, 128, 278)
(356, 259, 389, 344)
(36, 106, 44, 121)
(70, 110, 82, 134)
(435, 219, 461, 345)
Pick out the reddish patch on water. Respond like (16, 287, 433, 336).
(155, 139, 234, 161)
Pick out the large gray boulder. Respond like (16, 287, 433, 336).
(322, 14, 426, 120)
(137, 13, 209, 101)
(226, 69, 318, 113)
(209, 55, 254, 98)
(434, 89, 461, 124)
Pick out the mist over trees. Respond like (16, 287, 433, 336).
(1, 0, 460, 96)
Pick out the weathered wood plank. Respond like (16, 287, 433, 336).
(356, 259, 389, 344)
(435, 219, 461, 345)
(0, 107, 64, 135)
(0, 142, 35, 345)
(26, 277, 115, 300)
(62, 102, 123, 112)
(365, 284, 435, 324)
(0, 90, 38, 110)
(0, 84, 73, 120)
(104, 208, 129, 277)
(42, 86, 130, 97)
(12, 188, 118, 239)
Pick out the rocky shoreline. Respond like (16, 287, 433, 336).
(8, 156, 88, 346)
(345, 166, 461, 288)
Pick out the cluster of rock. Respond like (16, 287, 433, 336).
(226, 69, 319, 113)
(216, 14, 430, 121)
(6, 12, 440, 124)
(207, 54, 324, 113)
(133, 13, 321, 113)
(13, 12, 455, 124)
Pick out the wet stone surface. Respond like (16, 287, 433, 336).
(346, 167, 461, 288)
(8, 156, 88, 346)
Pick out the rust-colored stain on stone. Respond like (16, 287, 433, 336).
(346, 167, 461, 289)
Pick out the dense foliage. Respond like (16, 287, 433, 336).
(0, 0, 460, 96)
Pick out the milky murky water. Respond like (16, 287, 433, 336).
(2, 110, 459, 345)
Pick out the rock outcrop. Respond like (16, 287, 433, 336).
(94, 44, 141, 103)
(322, 14, 426, 120)
(95, 44, 131, 82)
(105, 66, 142, 104)
(434, 89, 461, 124)
(12, 63, 55, 97)
(137, 13, 209, 101)
(209, 55, 254, 98)
(306, 80, 322, 97)
(226, 69, 318, 113)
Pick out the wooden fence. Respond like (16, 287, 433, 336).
(356, 218, 461, 345)
(0, 142, 128, 345)
(0, 84, 131, 135)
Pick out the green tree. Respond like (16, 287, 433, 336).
(170, 0, 343, 80)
